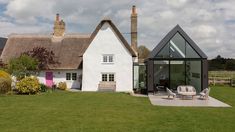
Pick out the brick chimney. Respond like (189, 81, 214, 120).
(131, 5, 138, 55)
(53, 13, 65, 37)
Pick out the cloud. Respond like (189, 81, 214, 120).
(0, 0, 235, 59)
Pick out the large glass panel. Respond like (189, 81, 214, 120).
(186, 61, 201, 92)
(155, 43, 170, 58)
(139, 65, 146, 89)
(170, 61, 185, 90)
(186, 42, 200, 58)
(154, 61, 169, 88)
(133, 65, 139, 89)
(154, 32, 202, 59)
(169, 33, 186, 58)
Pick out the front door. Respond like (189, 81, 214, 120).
(46, 72, 53, 87)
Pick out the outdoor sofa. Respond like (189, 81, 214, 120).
(177, 85, 196, 99)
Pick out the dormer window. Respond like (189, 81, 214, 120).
(102, 54, 114, 63)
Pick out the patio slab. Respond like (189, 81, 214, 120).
(148, 94, 231, 107)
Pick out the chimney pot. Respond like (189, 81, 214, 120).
(132, 5, 137, 14)
(56, 13, 60, 21)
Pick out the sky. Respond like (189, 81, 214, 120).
(0, 0, 235, 59)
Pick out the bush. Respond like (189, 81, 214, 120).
(0, 70, 12, 94)
(16, 77, 40, 94)
(58, 82, 67, 90)
(39, 83, 50, 92)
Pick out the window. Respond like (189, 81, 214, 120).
(66, 73, 71, 80)
(103, 56, 108, 62)
(102, 55, 114, 63)
(102, 73, 115, 82)
(155, 32, 200, 58)
(109, 74, 114, 82)
(72, 73, 77, 80)
(102, 74, 108, 81)
(66, 73, 77, 80)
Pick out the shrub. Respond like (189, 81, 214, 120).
(16, 77, 40, 94)
(0, 70, 12, 94)
(39, 83, 50, 92)
(58, 82, 67, 90)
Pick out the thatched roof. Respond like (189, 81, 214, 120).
(1, 34, 90, 69)
(1, 19, 136, 69)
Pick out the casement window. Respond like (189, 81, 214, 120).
(102, 55, 114, 63)
(66, 73, 77, 80)
(102, 74, 108, 81)
(66, 73, 71, 80)
(101, 73, 115, 82)
(72, 73, 77, 80)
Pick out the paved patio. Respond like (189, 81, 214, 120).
(148, 93, 231, 107)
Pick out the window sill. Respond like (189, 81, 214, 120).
(101, 62, 114, 65)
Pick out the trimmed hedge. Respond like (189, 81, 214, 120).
(0, 70, 12, 94)
(16, 77, 40, 94)
(58, 82, 67, 90)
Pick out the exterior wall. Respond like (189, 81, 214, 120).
(37, 69, 82, 89)
(82, 22, 133, 92)
(202, 59, 208, 90)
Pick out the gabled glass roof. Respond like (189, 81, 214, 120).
(155, 32, 200, 58)
(148, 25, 207, 59)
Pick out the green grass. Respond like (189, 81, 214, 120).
(0, 86, 235, 132)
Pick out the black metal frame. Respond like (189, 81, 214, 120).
(152, 59, 204, 91)
(146, 25, 208, 93)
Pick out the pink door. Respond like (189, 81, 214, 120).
(46, 72, 53, 87)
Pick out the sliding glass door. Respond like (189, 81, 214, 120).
(170, 61, 186, 90)
(154, 61, 169, 88)
(153, 60, 202, 92)
(186, 61, 201, 92)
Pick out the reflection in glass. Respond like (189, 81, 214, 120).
(169, 33, 186, 58)
(155, 43, 169, 58)
(170, 61, 185, 90)
(154, 61, 169, 88)
(186, 61, 201, 92)
(186, 42, 200, 58)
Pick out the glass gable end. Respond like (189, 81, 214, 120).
(155, 32, 201, 58)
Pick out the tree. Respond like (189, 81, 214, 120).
(225, 59, 235, 71)
(138, 45, 150, 60)
(7, 54, 38, 79)
(23, 47, 59, 69)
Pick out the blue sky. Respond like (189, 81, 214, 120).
(0, 0, 235, 59)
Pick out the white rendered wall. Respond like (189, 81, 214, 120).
(82, 22, 133, 92)
(37, 69, 82, 89)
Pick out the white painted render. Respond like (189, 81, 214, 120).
(82, 22, 134, 92)
(37, 69, 82, 89)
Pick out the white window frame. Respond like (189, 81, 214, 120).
(102, 54, 114, 64)
(66, 73, 77, 81)
(101, 73, 115, 82)
(66, 73, 71, 80)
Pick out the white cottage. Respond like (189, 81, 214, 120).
(0, 6, 139, 92)
(82, 19, 137, 92)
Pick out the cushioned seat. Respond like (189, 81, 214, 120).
(177, 85, 196, 99)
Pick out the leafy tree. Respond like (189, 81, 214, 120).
(7, 55, 38, 79)
(23, 47, 59, 70)
(225, 59, 235, 70)
(208, 55, 235, 71)
(138, 45, 150, 59)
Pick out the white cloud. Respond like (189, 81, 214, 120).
(0, 0, 235, 58)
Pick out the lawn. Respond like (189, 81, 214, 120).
(0, 86, 234, 132)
